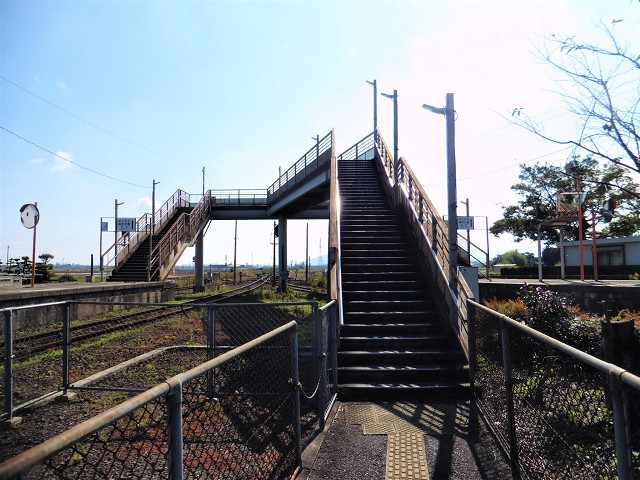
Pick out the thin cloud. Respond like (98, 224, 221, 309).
(51, 151, 74, 171)
(30, 158, 44, 164)
(137, 196, 152, 209)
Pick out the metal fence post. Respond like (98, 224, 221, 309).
(62, 303, 71, 392)
(168, 384, 184, 480)
(3, 310, 14, 420)
(610, 371, 633, 479)
(317, 307, 326, 431)
(330, 306, 338, 392)
(500, 319, 520, 478)
(468, 301, 477, 391)
(207, 306, 216, 398)
(291, 324, 302, 471)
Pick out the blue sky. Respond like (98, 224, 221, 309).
(1, 0, 638, 268)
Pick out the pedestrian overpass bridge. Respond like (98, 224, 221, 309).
(101, 128, 479, 399)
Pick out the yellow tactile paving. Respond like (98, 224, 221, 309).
(346, 404, 430, 479)
(386, 433, 430, 480)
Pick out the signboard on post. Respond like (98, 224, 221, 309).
(116, 217, 136, 232)
(457, 216, 475, 230)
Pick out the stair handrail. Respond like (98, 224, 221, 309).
(101, 189, 190, 278)
(267, 130, 333, 205)
(148, 190, 211, 280)
(374, 128, 474, 357)
(336, 131, 375, 161)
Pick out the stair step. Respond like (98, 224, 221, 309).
(338, 365, 469, 383)
(337, 382, 470, 401)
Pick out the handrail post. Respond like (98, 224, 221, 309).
(468, 301, 477, 390)
(610, 371, 633, 479)
(207, 306, 216, 398)
(331, 305, 338, 392)
(3, 310, 14, 420)
(500, 319, 520, 478)
(291, 323, 302, 471)
(62, 303, 71, 393)
(167, 383, 184, 480)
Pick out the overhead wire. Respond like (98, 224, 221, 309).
(0, 75, 196, 167)
(0, 125, 151, 189)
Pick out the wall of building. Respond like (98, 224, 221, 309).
(562, 235, 640, 266)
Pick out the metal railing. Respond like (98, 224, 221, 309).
(1, 299, 337, 443)
(0, 321, 302, 479)
(469, 300, 640, 479)
(101, 189, 192, 278)
(210, 189, 267, 207)
(337, 131, 375, 161)
(267, 131, 333, 204)
(374, 128, 474, 355)
(149, 191, 211, 280)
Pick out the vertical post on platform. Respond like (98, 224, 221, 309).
(610, 371, 633, 480)
(62, 303, 71, 393)
(194, 233, 204, 292)
(278, 216, 288, 292)
(30, 202, 37, 287)
(305, 223, 309, 285)
(233, 220, 238, 285)
(500, 320, 519, 477)
(114, 199, 123, 269)
(467, 301, 477, 391)
(3, 310, 14, 420)
(592, 210, 599, 281)
(577, 178, 585, 281)
(168, 384, 184, 480)
(207, 306, 216, 398)
(291, 324, 302, 471)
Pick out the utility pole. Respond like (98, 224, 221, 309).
(202, 167, 205, 197)
(445, 93, 458, 291)
(366, 79, 377, 132)
(233, 219, 237, 285)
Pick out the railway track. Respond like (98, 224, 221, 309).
(3, 275, 272, 361)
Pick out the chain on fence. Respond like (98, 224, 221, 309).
(472, 304, 640, 479)
(0, 324, 299, 480)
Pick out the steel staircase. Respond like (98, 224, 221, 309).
(337, 158, 469, 399)
(108, 207, 192, 282)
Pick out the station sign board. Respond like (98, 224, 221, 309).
(116, 217, 137, 232)
(457, 216, 475, 230)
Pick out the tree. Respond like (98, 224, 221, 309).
(37, 253, 55, 282)
(491, 250, 535, 267)
(490, 156, 640, 245)
(512, 20, 640, 174)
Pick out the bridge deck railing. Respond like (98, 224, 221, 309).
(469, 300, 640, 479)
(267, 131, 333, 205)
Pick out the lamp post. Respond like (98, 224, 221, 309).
(366, 79, 377, 132)
(422, 93, 458, 292)
(381, 89, 398, 183)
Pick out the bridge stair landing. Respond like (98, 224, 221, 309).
(338, 158, 469, 400)
(109, 207, 192, 282)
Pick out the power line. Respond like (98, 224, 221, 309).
(1, 125, 151, 189)
(0, 75, 193, 167)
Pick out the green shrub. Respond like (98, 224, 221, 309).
(56, 273, 77, 282)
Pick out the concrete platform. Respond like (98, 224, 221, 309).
(0, 280, 175, 327)
(301, 401, 512, 480)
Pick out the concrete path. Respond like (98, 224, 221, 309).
(300, 401, 513, 480)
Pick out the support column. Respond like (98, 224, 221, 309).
(278, 216, 288, 292)
(194, 233, 204, 292)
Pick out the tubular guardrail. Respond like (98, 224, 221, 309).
(374, 128, 474, 355)
(210, 189, 267, 207)
(336, 131, 375, 161)
(267, 131, 332, 205)
(0, 321, 302, 480)
(468, 300, 640, 479)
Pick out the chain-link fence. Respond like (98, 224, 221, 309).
(0, 322, 300, 479)
(469, 300, 640, 479)
(1, 299, 338, 469)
